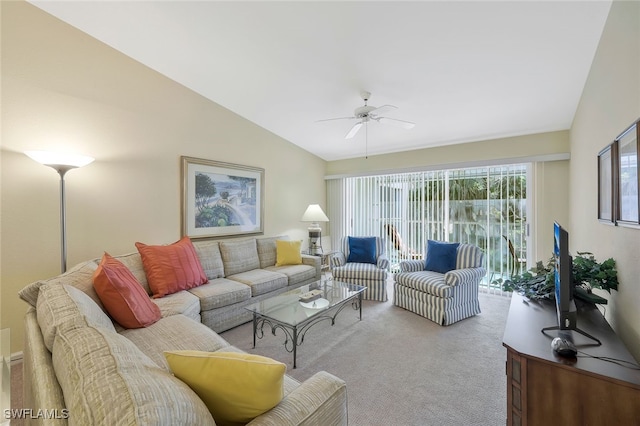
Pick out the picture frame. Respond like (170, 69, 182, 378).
(598, 143, 615, 224)
(616, 121, 639, 226)
(181, 156, 264, 238)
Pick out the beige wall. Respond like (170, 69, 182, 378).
(532, 161, 570, 263)
(326, 131, 569, 177)
(570, 0, 640, 358)
(0, 2, 326, 352)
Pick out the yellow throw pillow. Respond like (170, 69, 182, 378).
(275, 240, 302, 266)
(164, 351, 286, 426)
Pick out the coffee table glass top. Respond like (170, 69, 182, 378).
(245, 280, 365, 327)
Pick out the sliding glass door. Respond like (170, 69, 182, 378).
(326, 164, 529, 290)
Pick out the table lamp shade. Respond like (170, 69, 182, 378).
(301, 204, 329, 255)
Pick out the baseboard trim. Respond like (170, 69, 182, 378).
(10, 351, 23, 363)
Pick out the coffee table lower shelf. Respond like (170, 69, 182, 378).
(247, 281, 364, 368)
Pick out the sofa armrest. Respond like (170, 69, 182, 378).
(399, 260, 424, 272)
(247, 371, 347, 426)
(330, 253, 346, 269)
(301, 255, 321, 279)
(376, 254, 389, 270)
(444, 267, 487, 286)
(23, 308, 69, 426)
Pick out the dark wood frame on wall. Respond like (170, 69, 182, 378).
(599, 118, 640, 228)
(598, 143, 616, 224)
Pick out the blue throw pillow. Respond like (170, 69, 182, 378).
(347, 237, 377, 264)
(424, 240, 460, 273)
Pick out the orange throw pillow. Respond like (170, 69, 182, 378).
(135, 236, 208, 298)
(93, 252, 161, 328)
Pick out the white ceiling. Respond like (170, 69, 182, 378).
(30, 1, 612, 161)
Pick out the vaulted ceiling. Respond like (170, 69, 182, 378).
(30, 1, 612, 161)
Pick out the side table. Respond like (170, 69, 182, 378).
(302, 250, 337, 280)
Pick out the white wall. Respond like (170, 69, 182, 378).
(0, 1, 326, 352)
(570, 0, 640, 358)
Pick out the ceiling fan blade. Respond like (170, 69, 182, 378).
(345, 122, 363, 139)
(377, 117, 416, 129)
(315, 116, 356, 123)
(369, 104, 397, 117)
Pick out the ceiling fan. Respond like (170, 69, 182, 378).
(317, 91, 415, 140)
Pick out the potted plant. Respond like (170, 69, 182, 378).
(500, 252, 618, 301)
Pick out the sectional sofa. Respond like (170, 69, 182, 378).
(18, 235, 348, 425)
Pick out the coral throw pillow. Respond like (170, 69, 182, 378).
(164, 351, 286, 426)
(275, 240, 302, 266)
(135, 236, 208, 298)
(93, 252, 161, 328)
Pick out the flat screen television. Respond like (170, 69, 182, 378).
(542, 222, 601, 345)
(553, 222, 577, 330)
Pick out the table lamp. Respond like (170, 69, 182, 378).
(301, 204, 329, 255)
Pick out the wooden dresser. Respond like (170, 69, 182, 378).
(502, 294, 640, 426)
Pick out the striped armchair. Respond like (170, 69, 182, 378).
(394, 243, 485, 325)
(330, 236, 389, 301)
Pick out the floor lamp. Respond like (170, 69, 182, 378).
(301, 204, 329, 255)
(26, 151, 94, 273)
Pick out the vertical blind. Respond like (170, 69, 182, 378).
(326, 164, 528, 291)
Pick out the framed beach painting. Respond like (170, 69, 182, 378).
(181, 156, 264, 238)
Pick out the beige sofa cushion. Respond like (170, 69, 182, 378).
(36, 284, 115, 351)
(120, 314, 231, 370)
(227, 269, 288, 296)
(19, 260, 101, 308)
(111, 252, 151, 295)
(193, 240, 226, 279)
(187, 278, 252, 311)
(151, 290, 201, 321)
(219, 238, 260, 276)
(265, 264, 318, 286)
(52, 324, 215, 425)
(256, 235, 287, 269)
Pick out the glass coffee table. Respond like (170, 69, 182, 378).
(245, 280, 365, 368)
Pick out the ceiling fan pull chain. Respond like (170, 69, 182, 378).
(365, 121, 369, 159)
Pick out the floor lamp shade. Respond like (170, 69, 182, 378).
(301, 204, 329, 255)
(26, 151, 94, 273)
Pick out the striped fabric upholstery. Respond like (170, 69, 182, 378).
(456, 243, 485, 269)
(394, 243, 486, 325)
(393, 271, 455, 298)
(331, 236, 389, 301)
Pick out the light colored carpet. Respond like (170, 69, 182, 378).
(221, 281, 512, 426)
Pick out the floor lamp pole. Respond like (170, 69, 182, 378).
(25, 151, 95, 274)
(56, 166, 73, 273)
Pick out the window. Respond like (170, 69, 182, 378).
(327, 164, 528, 290)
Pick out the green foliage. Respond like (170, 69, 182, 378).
(501, 252, 618, 300)
(195, 205, 239, 229)
(195, 173, 216, 212)
(573, 252, 619, 293)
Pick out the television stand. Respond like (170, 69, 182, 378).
(540, 325, 602, 346)
(503, 294, 640, 425)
